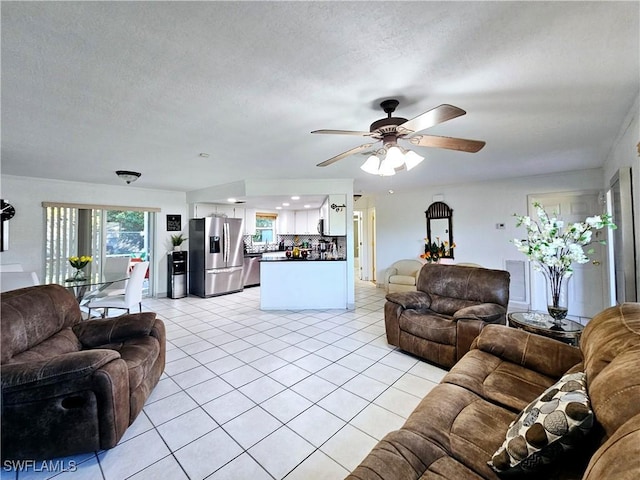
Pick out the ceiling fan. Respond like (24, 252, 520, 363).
(312, 99, 485, 172)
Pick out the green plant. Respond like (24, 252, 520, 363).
(171, 234, 187, 246)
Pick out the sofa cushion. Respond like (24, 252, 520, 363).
(6, 328, 82, 364)
(1, 285, 82, 363)
(403, 383, 514, 479)
(489, 372, 593, 475)
(400, 310, 456, 345)
(444, 349, 560, 413)
(347, 382, 512, 480)
(416, 264, 510, 311)
(580, 303, 640, 438)
(582, 412, 640, 480)
(389, 274, 417, 286)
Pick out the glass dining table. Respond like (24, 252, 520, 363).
(61, 275, 128, 305)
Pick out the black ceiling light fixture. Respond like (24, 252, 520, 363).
(115, 170, 141, 184)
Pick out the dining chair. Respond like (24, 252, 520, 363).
(96, 255, 131, 297)
(87, 261, 149, 318)
(0, 271, 40, 293)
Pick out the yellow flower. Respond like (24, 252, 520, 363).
(69, 255, 92, 269)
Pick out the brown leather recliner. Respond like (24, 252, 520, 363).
(384, 263, 510, 368)
(1, 284, 166, 460)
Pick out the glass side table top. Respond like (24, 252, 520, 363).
(509, 311, 583, 332)
(508, 311, 583, 346)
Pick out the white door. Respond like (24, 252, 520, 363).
(529, 192, 606, 319)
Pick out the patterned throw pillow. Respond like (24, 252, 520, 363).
(489, 372, 593, 475)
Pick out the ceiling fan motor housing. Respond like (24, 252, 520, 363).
(369, 99, 407, 136)
(369, 117, 408, 132)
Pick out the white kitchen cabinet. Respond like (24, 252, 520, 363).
(243, 208, 256, 235)
(307, 209, 320, 234)
(324, 194, 347, 235)
(294, 209, 320, 234)
(320, 197, 329, 223)
(193, 203, 218, 217)
(277, 210, 295, 234)
(215, 204, 236, 218)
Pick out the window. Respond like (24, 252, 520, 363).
(43, 202, 157, 294)
(253, 213, 277, 244)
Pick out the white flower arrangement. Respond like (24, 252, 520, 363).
(513, 203, 615, 277)
(513, 202, 616, 319)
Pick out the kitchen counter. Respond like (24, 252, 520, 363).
(260, 259, 347, 310)
(260, 257, 346, 262)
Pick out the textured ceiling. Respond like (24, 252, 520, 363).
(1, 1, 638, 199)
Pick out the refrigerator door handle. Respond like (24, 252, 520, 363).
(224, 222, 229, 264)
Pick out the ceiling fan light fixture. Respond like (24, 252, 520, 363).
(115, 170, 141, 184)
(378, 157, 396, 176)
(361, 155, 381, 175)
(384, 146, 405, 169)
(404, 150, 425, 170)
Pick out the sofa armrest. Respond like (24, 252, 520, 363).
(385, 291, 432, 310)
(455, 311, 506, 363)
(473, 324, 583, 379)
(1, 349, 120, 391)
(384, 267, 398, 286)
(73, 312, 158, 348)
(453, 303, 507, 323)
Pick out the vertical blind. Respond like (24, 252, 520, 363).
(44, 206, 103, 283)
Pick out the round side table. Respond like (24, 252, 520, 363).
(508, 311, 583, 346)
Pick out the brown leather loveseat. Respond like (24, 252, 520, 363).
(385, 264, 510, 369)
(1, 284, 166, 460)
(348, 302, 640, 480)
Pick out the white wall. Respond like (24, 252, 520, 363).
(373, 168, 605, 283)
(0, 175, 187, 296)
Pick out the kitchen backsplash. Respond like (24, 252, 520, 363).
(244, 234, 346, 255)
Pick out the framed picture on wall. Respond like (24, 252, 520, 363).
(166, 214, 182, 232)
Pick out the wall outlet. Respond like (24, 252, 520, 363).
(496, 223, 506, 230)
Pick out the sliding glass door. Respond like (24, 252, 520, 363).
(43, 203, 156, 295)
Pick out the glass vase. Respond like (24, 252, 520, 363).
(72, 268, 86, 282)
(543, 271, 570, 325)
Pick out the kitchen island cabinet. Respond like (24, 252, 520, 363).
(260, 259, 347, 310)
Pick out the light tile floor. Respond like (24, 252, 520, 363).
(2, 280, 446, 480)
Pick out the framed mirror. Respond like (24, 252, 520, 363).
(425, 201, 454, 259)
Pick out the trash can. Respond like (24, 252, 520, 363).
(167, 251, 187, 299)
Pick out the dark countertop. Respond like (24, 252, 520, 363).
(260, 257, 346, 262)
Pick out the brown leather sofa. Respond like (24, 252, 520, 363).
(1, 284, 166, 460)
(385, 264, 510, 369)
(348, 302, 640, 480)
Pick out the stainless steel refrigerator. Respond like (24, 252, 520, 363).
(189, 217, 244, 297)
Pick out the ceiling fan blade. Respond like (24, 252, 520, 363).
(316, 143, 375, 167)
(409, 135, 486, 153)
(311, 129, 372, 136)
(399, 104, 467, 134)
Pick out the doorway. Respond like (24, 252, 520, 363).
(353, 212, 362, 280)
(353, 207, 376, 283)
(528, 192, 608, 321)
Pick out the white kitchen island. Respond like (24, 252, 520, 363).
(260, 259, 348, 310)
